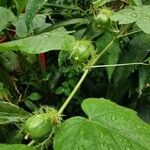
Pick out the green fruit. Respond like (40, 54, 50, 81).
(71, 40, 94, 62)
(95, 13, 110, 26)
(25, 113, 52, 140)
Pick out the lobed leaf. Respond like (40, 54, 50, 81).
(111, 5, 150, 34)
(107, 33, 150, 101)
(54, 98, 150, 150)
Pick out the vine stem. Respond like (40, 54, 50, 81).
(28, 140, 35, 146)
(58, 25, 129, 114)
(58, 69, 89, 114)
(92, 62, 149, 68)
(117, 29, 141, 38)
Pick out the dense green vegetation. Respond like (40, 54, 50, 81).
(0, 0, 150, 150)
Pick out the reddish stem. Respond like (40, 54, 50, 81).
(40, 53, 46, 69)
(0, 36, 7, 43)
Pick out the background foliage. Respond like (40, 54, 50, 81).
(0, 0, 150, 149)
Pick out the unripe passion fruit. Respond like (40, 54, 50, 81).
(95, 13, 110, 25)
(71, 40, 94, 62)
(95, 13, 110, 26)
(95, 8, 112, 27)
(25, 113, 52, 140)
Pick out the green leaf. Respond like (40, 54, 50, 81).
(0, 28, 75, 54)
(15, 14, 28, 38)
(28, 92, 41, 101)
(6, 129, 24, 144)
(143, 0, 150, 4)
(0, 7, 15, 32)
(133, 0, 142, 5)
(144, 56, 150, 62)
(136, 102, 150, 124)
(24, 100, 38, 110)
(13, 0, 27, 13)
(92, 0, 111, 7)
(55, 87, 65, 95)
(25, 0, 47, 28)
(107, 33, 150, 101)
(30, 14, 50, 32)
(41, 18, 90, 33)
(54, 98, 150, 150)
(0, 82, 3, 89)
(136, 17, 150, 35)
(0, 144, 35, 150)
(111, 8, 136, 24)
(111, 5, 150, 34)
(96, 32, 120, 80)
(15, 14, 50, 38)
(0, 51, 20, 72)
(139, 65, 150, 94)
(0, 0, 7, 7)
(0, 101, 30, 125)
(0, 82, 11, 101)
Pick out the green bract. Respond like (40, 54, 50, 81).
(25, 113, 52, 140)
(70, 40, 94, 62)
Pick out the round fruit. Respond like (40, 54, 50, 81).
(25, 113, 52, 140)
(71, 40, 94, 62)
(95, 13, 110, 26)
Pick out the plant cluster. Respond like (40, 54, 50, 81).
(0, 0, 150, 150)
